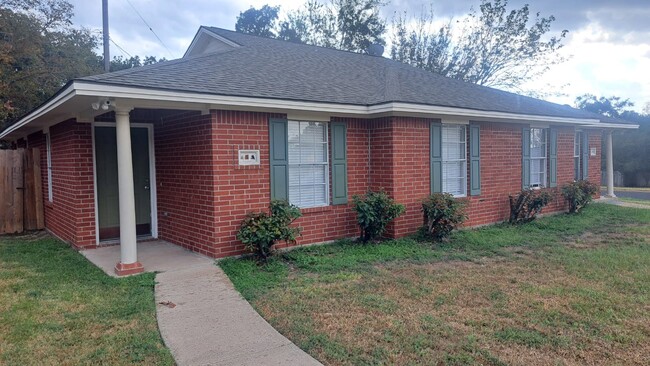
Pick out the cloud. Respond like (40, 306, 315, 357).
(66, 0, 650, 111)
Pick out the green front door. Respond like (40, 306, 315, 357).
(95, 126, 152, 241)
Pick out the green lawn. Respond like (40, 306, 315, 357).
(221, 204, 650, 365)
(0, 233, 173, 365)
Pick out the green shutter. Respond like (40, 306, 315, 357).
(269, 118, 289, 201)
(549, 128, 558, 188)
(331, 122, 348, 205)
(469, 124, 481, 196)
(581, 132, 589, 180)
(430, 122, 443, 193)
(522, 127, 531, 189)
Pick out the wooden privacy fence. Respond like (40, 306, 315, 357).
(0, 148, 44, 234)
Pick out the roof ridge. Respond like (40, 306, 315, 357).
(206, 26, 386, 59)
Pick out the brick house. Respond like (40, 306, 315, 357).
(0, 27, 635, 275)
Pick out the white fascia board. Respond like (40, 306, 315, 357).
(0, 84, 76, 139)
(74, 82, 602, 125)
(582, 122, 639, 129)
(373, 102, 601, 125)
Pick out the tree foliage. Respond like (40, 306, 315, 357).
(575, 95, 650, 187)
(235, 0, 386, 53)
(0, 0, 100, 128)
(390, 0, 567, 91)
(109, 55, 166, 72)
(235, 5, 280, 38)
(0, 0, 167, 130)
(574, 94, 635, 118)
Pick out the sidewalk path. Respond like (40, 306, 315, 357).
(597, 197, 650, 210)
(83, 241, 321, 365)
(155, 257, 322, 366)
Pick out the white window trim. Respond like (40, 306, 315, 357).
(287, 120, 330, 208)
(574, 131, 583, 181)
(442, 124, 468, 198)
(529, 128, 547, 188)
(46, 132, 53, 202)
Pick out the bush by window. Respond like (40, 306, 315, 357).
(353, 190, 405, 243)
(237, 200, 302, 261)
(561, 180, 599, 213)
(509, 189, 554, 224)
(422, 193, 467, 241)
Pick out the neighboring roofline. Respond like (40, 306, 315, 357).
(3, 80, 639, 140)
(182, 26, 241, 58)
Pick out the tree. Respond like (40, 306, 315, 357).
(236, 1, 387, 53)
(576, 95, 650, 187)
(574, 94, 634, 118)
(0, 0, 101, 129)
(390, 0, 567, 91)
(109, 55, 167, 72)
(235, 5, 280, 38)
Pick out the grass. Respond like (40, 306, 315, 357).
(0, 233, 174, 365)
(221, 204, 650, 365)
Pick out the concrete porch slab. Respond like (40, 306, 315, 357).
(81, 240, 213, 277)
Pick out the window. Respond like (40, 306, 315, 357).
(442, 124, 467, 197)
(46, 132, 52, 202)
(530, 128, 547, 187)
(574, 131, 582, 180)
(287, 121, 329, 208)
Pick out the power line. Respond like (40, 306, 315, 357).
(109, 37, 133, 58)
(124, 0, 174, 58)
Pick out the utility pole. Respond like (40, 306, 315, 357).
(102, 0, 110, 72)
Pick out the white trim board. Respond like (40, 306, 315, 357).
(91, 122, 158, 245)
(1, 80, 639, 140)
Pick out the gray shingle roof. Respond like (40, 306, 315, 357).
(79, 27, 606, 121)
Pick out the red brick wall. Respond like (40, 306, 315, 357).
(28, 120, 96, 248)
(587, 130, 602, 199)
(387, 117, 431, 236)
(20, 111, 602, 259)
(154, 112, 218, 257)
(208, 112, 370, 257)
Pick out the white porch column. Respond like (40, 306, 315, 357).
(606, 130, 616, 198)
(114, 107, 143, 276)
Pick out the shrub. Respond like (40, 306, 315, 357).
(509, 189, 554, 224)
(422, 193, 468, 241)
(353, 190, 405, 243)
(236, 200, 302, 261)
(561, 180, 599, 213)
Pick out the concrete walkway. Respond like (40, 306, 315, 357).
(82, 241, 321, 366)
(597, 197, 650, 209)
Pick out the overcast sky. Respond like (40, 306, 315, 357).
(69, 0, 650, 111)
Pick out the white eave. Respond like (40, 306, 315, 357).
(1, 80, 638, 140)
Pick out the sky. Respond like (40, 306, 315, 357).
(69, 0, 650, 111)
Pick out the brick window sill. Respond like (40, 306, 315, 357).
(300, 205, 337, 214)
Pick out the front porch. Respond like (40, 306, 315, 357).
(81, 240, 213, 277)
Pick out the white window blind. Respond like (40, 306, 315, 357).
(442, 125, 467, 197)
(574, 132, 582, 180)
(530, 128, 547, 187)
(46, 133, 53, 202)
(288, 121, 329, 208)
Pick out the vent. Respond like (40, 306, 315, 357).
(367, 44, 384, 57)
